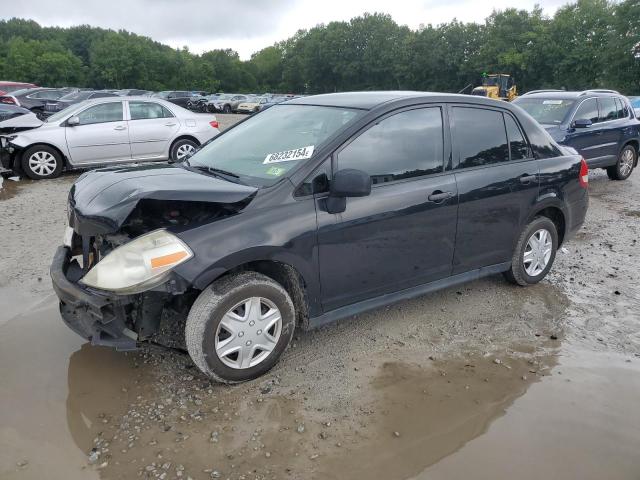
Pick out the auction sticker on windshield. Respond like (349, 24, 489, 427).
(264, 145, 314, 164)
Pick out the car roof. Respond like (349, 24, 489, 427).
(518, 89, 623, 101)
(286, 91, 521, 110)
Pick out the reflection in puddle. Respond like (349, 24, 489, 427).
(0, 175, 25, 201)
(316, 354, 554, 479)
(417, 349, 640, 480)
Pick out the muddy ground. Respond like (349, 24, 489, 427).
(1, 115, 639, 479)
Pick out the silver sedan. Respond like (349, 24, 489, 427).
(3, 97, 220, 179)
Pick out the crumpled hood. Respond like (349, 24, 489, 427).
(0, 112, 43, 132)
(69, 163, 257, 235)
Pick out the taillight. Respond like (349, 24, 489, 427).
(579, 157, 589, 188)
(1, 97, 15, 105)
(209, 120, 219, 129)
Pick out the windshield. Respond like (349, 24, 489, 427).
(59, 91, 91, 102)
(45, 101, 88, 123)
(513, 98, 576, 125)
(188, 104, 362, 186)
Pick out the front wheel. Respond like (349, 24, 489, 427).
(21, 145, 63, 179)
(185, 272, 296, 383)
(504, 216, 558, 286)
(607, 144, 636, 180)
(223, 104, 232, 114)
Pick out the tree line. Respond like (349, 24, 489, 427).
(0, 0, 638, 95)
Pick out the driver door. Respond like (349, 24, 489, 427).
(65, 101, 131, 164)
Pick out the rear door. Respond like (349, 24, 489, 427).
(450, 105, 539, 273)
(65, 101, 131, 164)
(564, 97, 610, 165)
(127, 101, 179, 160)
(595, 97, 625, 161)
(316, 106, 459, 311)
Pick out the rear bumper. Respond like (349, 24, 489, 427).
(50, 246, 139, 351)
(565, 193, 589, 241)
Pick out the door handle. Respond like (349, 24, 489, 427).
(165, 122, 177, 127)
(519, 174, 538, 184)
(428, 191, 454, 202)
(114, 125, 127, 131)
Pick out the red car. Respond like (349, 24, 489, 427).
(0, 81, 37, 96)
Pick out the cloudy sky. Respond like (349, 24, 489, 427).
(2, 0, 570, 59)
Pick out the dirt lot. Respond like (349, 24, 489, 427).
(1, 114, 639, 479)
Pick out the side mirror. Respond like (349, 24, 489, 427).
(67, 116, 80, 126)
(572, 118, 592, 129)
(326, 168, 372, 214)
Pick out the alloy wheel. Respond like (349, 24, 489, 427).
(523, 228, 553, 277)
(215, 297, 283, 369)
(28, 151, 57, 176)
(175, 143, 195, 160)
(620, 148, 634, 177)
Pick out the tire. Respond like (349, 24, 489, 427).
(169, 138, 198, 162)
(21, 144, 63, 180)
(185, 272, 296, 383)
(607, 144, 636, 180)
(504, 216, 558, 286)
(223, 104, 232, 114)
(206, 104, 216, 113)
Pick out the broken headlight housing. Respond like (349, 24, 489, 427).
(80, 229, 193, 294)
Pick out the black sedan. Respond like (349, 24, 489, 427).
(0, 87, 67, 117)
(42, 90, 119, 116)
(52, 91, 589, 383)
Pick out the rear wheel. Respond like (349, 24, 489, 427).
(170, 138, 198, 162)
(223, 104, 232, 114)
(504, 216, 558, 286)
(185, 272, 296, 383)
(607, 144, 636, 180)
(21, 145, 63, 180)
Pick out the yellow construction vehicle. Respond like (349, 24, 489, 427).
(470, 73, 518, 101)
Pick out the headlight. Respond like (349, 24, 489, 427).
(81, 230, 193, 294)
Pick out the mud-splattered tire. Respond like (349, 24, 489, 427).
(185, 272, 296, 383)
(504, 216, 558, 286)
(21, 144, 63, 179)
(607, 144, 636, 181)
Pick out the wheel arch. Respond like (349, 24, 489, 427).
(207, 259, 311, 329)
(19, 142, 69, 170)
(528, 204, 567, 246)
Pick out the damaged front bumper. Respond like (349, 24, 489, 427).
(51, 246, 140, 351)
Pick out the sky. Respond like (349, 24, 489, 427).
(2, 0, 571, 59)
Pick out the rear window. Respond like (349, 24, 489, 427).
(513, 98, 575, 125)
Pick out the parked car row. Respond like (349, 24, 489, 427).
(0, 96, 220, 179)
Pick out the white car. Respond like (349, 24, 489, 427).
(3, 97, 220, 179)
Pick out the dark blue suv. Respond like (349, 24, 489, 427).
(513, 89, 640, 180)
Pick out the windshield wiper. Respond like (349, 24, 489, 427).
(188, 164, 243, 183)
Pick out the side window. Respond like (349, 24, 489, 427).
(598, 97, 618, 122)
(129, 101, 174, 120)
(337, 107, 444, 184)
(573, 98, 599, 124)
(77, 102, 123, 125)
(505, 114, 531, 160)
(453, 107, 509, 168)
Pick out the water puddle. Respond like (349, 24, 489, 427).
(415, 348, 640, 480)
